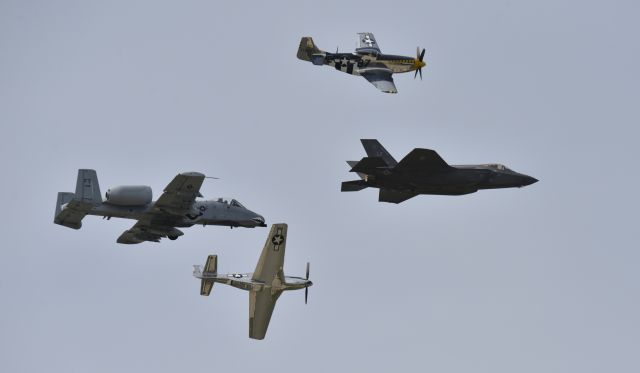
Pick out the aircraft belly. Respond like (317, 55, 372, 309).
(378, 174, 481, 195)
(389, 64, 411, 73)
(87, 207, 147, 220)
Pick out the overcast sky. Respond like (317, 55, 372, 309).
(1, 1, 639, 372)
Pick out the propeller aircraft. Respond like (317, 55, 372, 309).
(193, 223, 312, 340)
(297, 32, 426, 93)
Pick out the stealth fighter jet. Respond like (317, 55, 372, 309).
(193, 223, 312, 340)
(342, 140, 538, 203)
(297, 32, 426, 93)
(54, 169, 266, 244)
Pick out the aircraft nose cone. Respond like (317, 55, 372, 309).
(251, 215, 266, 226)
(523, 176, 538, 186)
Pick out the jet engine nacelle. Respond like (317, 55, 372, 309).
(311, 53, 326, 65)
(104, 185, 152, 206)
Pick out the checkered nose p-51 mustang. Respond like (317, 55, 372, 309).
(297, 32, 426, 93)
(54, 169, 266, 244)
(194, 223, 312, 340)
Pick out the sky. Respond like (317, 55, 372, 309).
(1, 1, 639, 372)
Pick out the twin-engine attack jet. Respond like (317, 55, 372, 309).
(297, 32, 426, 93)
(54, 169, 266, 244)
(342, 140, 538, 204)
(193, 223, 312, 340)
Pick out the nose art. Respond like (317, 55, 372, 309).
(251, 215, 265, 225)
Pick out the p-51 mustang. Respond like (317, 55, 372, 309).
(194, 223, 312, 340)
(297, 32, 426, 93)
(54, 169, 266, 244)
(342, 140, 538, 203)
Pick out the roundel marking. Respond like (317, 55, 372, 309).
(271, 234, 285, 246)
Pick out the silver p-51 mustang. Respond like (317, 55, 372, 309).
(194, 223, 312, 340)
(54, 169, 266, 244)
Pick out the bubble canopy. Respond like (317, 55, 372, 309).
(484, 164, 513, 172)
(216, 198, 245, 208)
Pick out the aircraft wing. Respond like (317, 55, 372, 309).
(379, 189, 418, 204)
(356, 32, 381, 54)
(152, 172, 206, 215)
(360, 68, 397, 93)
(395, 148, 453, 174)
(248, 290, 282, 340)
(116, 220, 181, 244)
(252, 224, 287, 283)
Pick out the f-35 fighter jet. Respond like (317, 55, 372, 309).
(193, 223, 312, 340)
(342, 140, 538, 204)
(54, 169, 266, 244)
(297, 33, 426, 93)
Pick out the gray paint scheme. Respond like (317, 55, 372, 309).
(342, 140, 538, 203)
(54, 169, 266, 244)
(193, 223, 312, 340)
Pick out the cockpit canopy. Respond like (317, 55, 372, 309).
(216, 198, 245, 208)
(484, 164, 513, 172)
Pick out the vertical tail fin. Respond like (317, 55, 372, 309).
(53, 169, 100, 229)
(200, 255, 217, 296)
(297, 37, 323, 62)
(360, 139, 398, 167)
(75, 169, 102, 205)
(203, 255, 217, 274)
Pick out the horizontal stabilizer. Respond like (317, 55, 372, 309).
(346, 161, 367, 180)
(350, 157, 388, 174)
(201, 279, 214, 296)
(341, 180, 369, 192)
(203, 255, 218, 274)
(199, 255, 217, 296)
(54, 194, 92, 230)
(379, 189, 418, 204)
(395, 148, 452, 174)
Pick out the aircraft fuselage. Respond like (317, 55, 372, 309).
(322, 52, 422, 75)
(197, 273, 311, 292)
(85, 199, 265, 228)
(363, 165, 537, 195)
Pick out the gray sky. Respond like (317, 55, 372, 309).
(1, 1, 639, 372)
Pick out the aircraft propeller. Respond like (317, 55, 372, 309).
(304, 262, 310, 304)
(414, 47, 426, 80)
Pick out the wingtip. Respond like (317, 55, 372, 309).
(180, 172, 205, 177)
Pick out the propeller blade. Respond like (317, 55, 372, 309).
(419, 68, 423, 80)
(304, 262, 310, 304)
(420, 48, 426, 61)
(414, 69, 419, 79)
